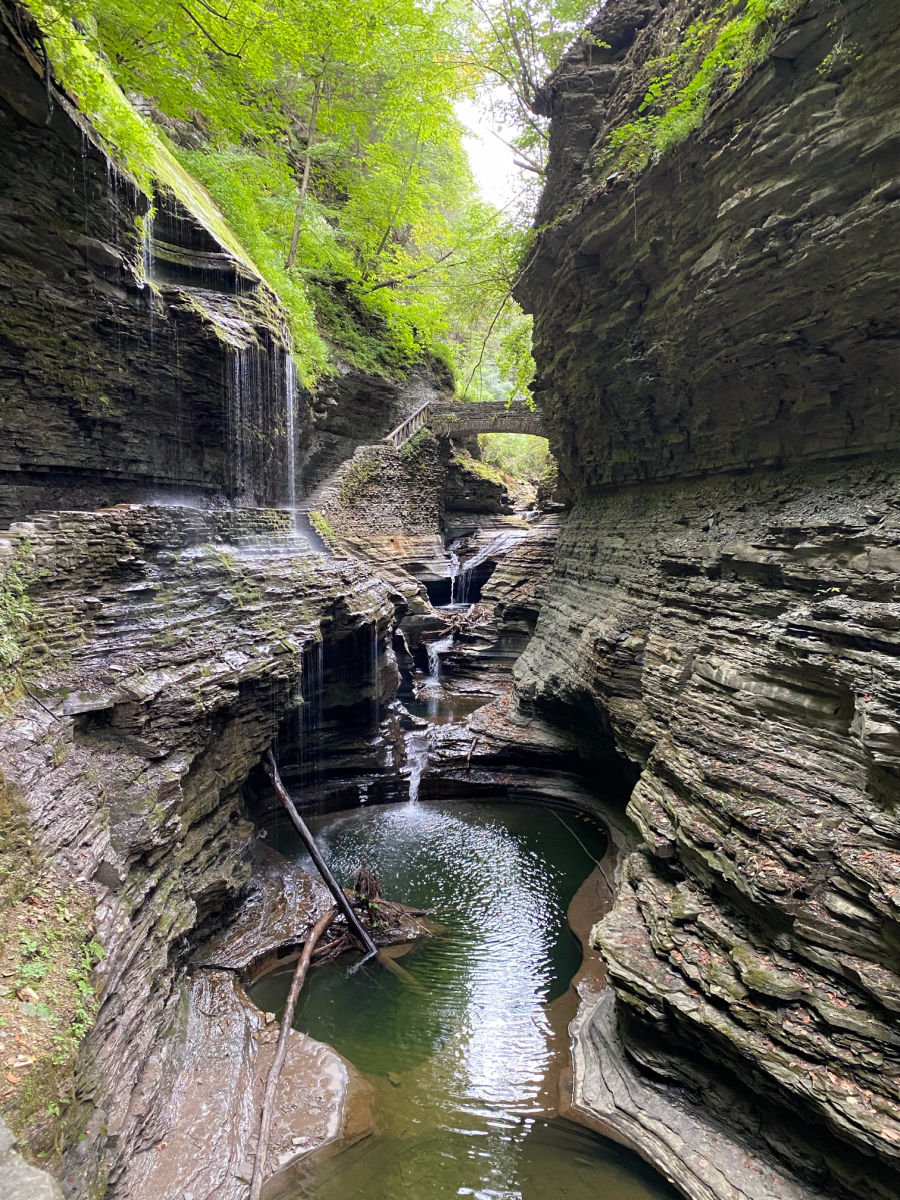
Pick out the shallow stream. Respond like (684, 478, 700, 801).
(250, 798, 677, 1200)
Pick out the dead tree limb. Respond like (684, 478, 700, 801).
(178, 3, 242, 56)
(248, 905, 337, 1200)
(264, 750, 378, 956)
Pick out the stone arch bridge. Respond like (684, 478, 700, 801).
(385, 398, 543, 448)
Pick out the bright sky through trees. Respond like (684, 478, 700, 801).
(456, 98, 520, 210)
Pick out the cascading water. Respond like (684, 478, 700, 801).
(139, 211, 154, 289)
(404, 632, 454, 798)
(284, 346, 298, 516)
(404, 728, 431, 803)
(447, 540, 462, 605)
(295, 640, 325, 794)
(424, 634, 453, 691)
(451, 527, 529, 607)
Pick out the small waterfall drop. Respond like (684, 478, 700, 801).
(284, 347, 298, 515)
(425, 634, 453, 683)
(405, 729, 431, 803)
(405, 632, 454, 799)
(296, 640, 325, 794)
(452, 528, 529, 606)
(447, 541, 461, 605)
(137, 211, 154, 289)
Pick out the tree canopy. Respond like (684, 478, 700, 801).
(21, 0, 595, 389)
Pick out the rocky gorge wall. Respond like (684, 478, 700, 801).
(0, 5, 443, 525)
(0, 5, 313, 521)
(0, 12, 460, 1193)
(516, 0, 899, 1196)
(523, 0, 899, 492)
(0, 504, 399, 1195)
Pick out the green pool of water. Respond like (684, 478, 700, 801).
(250, 799, 678, 1200)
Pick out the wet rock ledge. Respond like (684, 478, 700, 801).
(0, 505, 399, 1195)
(514, 0, 900, 1197)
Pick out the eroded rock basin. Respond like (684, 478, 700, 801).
(250, 799, 678, 1200)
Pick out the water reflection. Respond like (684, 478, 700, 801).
(250, 801, 678, 1200)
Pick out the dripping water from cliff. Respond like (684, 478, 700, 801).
(292, 640, 324, 797)
(224, 338, 302, 513)
(139, 212, 154, 289)
(283, 345, 298, 516)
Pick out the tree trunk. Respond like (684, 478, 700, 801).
(284, 76, 322, 271)
(264, 750, 378, 955)
(248, 905, 337, 1200)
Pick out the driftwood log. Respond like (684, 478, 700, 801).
(264, 749, 426, 991)
(264, 750, 378, 956)
(248, 905, 337, 1200)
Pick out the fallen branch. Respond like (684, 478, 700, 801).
(264, 750, 378, 956)
(361, 248, 456, 294)
(549, 809, 614, 894)
(178, 3, 242, 56)
(248, 905, 337, 1200)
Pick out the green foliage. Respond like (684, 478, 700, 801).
(309, 510, 337, 543)
(22, 0, 554, 394)
(457, 452, 508, 489)
(818, 19, 863, 79)
(339, 455, 381, 505)
(536, 455, 559, 504)
(435, 210, 536, 401)
(600, 0, 804, 173)
(478, 433, 549, 483)
(25, 0, 491, 379)
(308, 282, 409, 378)
(463, 0, 598, 189)
(178, 148, 329, 375)
(0, 543, 35, 700)
(400, 428, 433, 460)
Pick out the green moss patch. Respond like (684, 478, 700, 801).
(0, 776, 102, 1172)
(599, 0, 804, 173)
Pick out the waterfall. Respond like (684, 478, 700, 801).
(295, 640, 324, 794)
(405, 631, 453, 798)
(139, 212, 154, 289)
(448, 542, 461, 605)
(418, 634, 453, 719)
(452, 528, 528, 606)
(405, 729, 432, 803)
(284, 347, 297, 515)
(425, 634, 453, 683)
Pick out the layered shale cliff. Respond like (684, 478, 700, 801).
(0, 8, 439, 1194)
(516, 0, 900, 1197)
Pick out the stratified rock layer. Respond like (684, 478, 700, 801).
(0, 506, 395, 1195)
(0, 5, 312, 521)
(521, 0, 900, 493)
(516, 0, 900, 1194)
